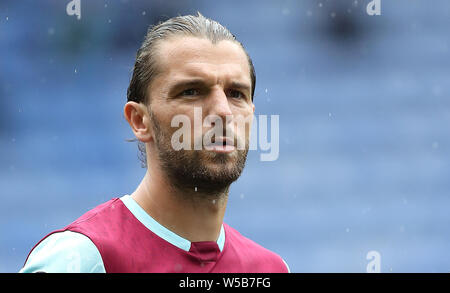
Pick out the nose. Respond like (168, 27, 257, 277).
(206, 87, 233, 124)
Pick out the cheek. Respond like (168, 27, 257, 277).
(151, 112, 178, 142)
(154, 104, 190, 130)
(232, 115, 253, 141)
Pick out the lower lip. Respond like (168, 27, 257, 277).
(205, 145, 236, 153)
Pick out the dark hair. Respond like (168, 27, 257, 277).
(126, 12, 256, 167)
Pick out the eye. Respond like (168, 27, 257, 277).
(180, 88, 199, 96)
(227, 89, 245, 99)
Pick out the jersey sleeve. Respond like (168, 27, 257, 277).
(19, 231, 106, 273)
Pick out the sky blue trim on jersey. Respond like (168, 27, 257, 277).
(282, 259, 291, 273)
(217, 224, 225, 252)
(19, 231, 105, 273)
(120, 194, 226, 252)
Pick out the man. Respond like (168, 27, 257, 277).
(20, 13, 289, 273)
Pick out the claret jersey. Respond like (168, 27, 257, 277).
(20, 195, 289, 273)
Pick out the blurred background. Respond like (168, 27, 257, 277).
(1, 0, 449, 273)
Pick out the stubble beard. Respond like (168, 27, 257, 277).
(150, 111, 249, 200)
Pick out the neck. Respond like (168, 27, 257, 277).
(131, 168, 229, 243)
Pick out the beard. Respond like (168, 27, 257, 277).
(150, 110, 249, 198)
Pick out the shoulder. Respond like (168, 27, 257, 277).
(69, 198, 122, 226)
(20, 198, 124, 273)
(19, 231, 105, 273)
(224, 223, 290, 273)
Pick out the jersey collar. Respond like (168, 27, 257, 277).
(120, 194, 225, 252)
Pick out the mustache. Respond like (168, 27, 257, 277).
(196, 127, 245, 148)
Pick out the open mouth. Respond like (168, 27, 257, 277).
(205, 137, 235, 153)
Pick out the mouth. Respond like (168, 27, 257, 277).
(204, 136, 236, 153)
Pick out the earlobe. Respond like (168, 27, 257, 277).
(124, 102, 153, 143)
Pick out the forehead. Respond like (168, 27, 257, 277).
(155, 36, 251, 83)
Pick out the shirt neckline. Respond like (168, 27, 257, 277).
(120, 194, 225, 253)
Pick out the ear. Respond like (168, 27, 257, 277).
(124, 102, 153, 143)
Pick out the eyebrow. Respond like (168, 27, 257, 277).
(228, 81, 252, 93)
(169, 78, 251, 95)
(169, 79, 206, 94)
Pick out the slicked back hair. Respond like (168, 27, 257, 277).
(127, 12, 255, 105)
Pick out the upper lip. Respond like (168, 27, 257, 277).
(211, 136, 234, 146)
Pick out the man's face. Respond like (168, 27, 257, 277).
(147, 36, 255, 194)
